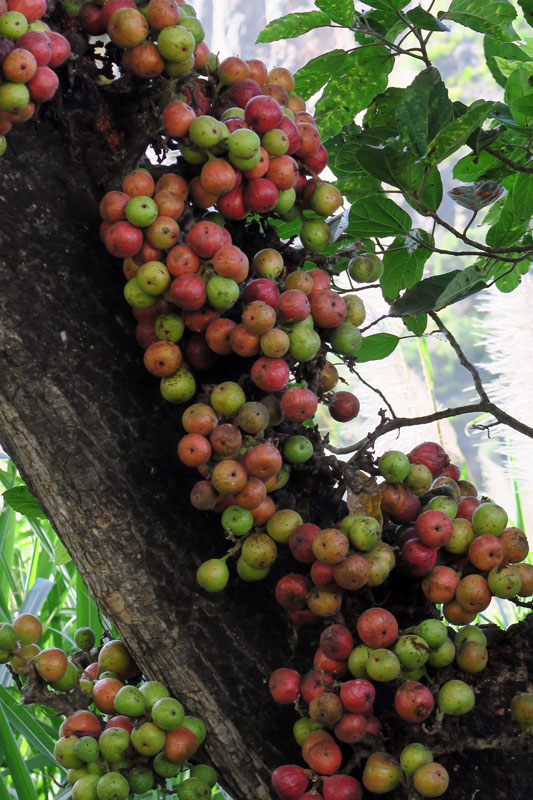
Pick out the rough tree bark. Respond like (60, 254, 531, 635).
(0, 47, 533, 800)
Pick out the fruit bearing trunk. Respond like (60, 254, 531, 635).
(0, 114, 533, 800)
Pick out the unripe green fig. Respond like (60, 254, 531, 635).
(139, 680, 169, 710)
(413, 619, 448, 650)
(190, 764, 218, 787)
(511, 692, 533, 730)
(330, 322, 362, 356)
(73, 736, 100, 764)
(96, 771, 130, 800)
(153, 751, 182, 777)
(127, 766, 154, 793)
(236, 556, 269, 581)
(160, 369, 196, 403)
(72, 774, 100, 800)
(378, 450, 410, 483)
(299, 218, 331, 252)
(400, 742, 433, 776)
(157, 25, 196, 63)
(222, 505, 254, 536)
(0, 623, 17, 652)
(438, 679, 475, 715)
(196, 559, 229, 592)
(151, 696, 185, 731)
(74, 627, 96, 652)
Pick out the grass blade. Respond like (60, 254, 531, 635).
(0, 702, 39, 800)
(0, 687, 58, 761)
(18, 578, 54, 616)
(0, 776, 11, 800)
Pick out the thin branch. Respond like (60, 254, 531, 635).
(463, 210, 478, 236)
(327, 398, 533, 457)
(408, 234, 527, 265)
(428, 312, 489, 403)
(412, 198, 533, 255)
(485, 147, 533, 174)
(327, 402, 486, 455)
(353, 371, 397, 419)
(360, 314, 389, 333)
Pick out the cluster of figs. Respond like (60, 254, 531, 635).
(0, 0, 72, 154)
(267, 441, 533, 798)
(0, 612, 217, 799)
(7, 0, 533, 798)
(94, 1, 533, 797)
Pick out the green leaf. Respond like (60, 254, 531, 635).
(355, 141, 425, 193)
(347, 195, 412, 237)
(509, 94, 533, 117)
(416, 167, 443, 213)
(54, 540, 72, 566)
(365, 0, 409, 10)
(19, 577, 54, 616)
(486, 192, 530, 246)
(406, 6, 449, 31)
(389, 267, 486, 315)
(505, 64, 533, 125)
(493, 56, 533, 80)
(403, 314, 428, 334)
(356, 333, 399, 362)
(512, 172, 533, 217)
(453, 150, 502, 181)
(381, 230, 433, 299)
(335, 172, 382, 203)
(0, 686, 57, 763)
(256, 11, 330, 43)
(293, 50, 347, 99)
(444, 0, 517, 42)
(484, 36, 532, 88)
(315, 45, 393, 138)
(356, 9, 407, 43)
(397, 67, 454, 158)
(0, 704, 39, 800)
(2, 485, 46, 518)
(364, 88, 405, 127)
(316, 0, 354, 26)
(426, 101, 494, 167)
(518, 0, 533, 27)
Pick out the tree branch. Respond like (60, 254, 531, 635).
(326, 397, 533, 458)
(485, 147, 533, 174)
(428, 312, 489, 402)
(411, 198, 533, 256)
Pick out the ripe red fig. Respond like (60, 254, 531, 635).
(271, 765, 308, 800)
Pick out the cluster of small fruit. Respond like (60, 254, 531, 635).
(274, 513, 394, 625)
(160, 64, 340, 252)
(378, 442, 533, 623)
(179, 378, 361, 590)
(99, 159, 368, 588)
(271, 749, 449, 800)
(77, 0, 211, 81)
(268, 441, 533, 798)
(0, 0, 71, 155)
(0, 613, 215, 799)
(85, 0, 342, 252)
(268, 611, 487, 799)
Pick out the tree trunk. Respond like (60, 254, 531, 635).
(0, 119, 296, 799)
(1, 65, 532, 800)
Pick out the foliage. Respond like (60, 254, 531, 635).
(259, 0, 533, 368)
